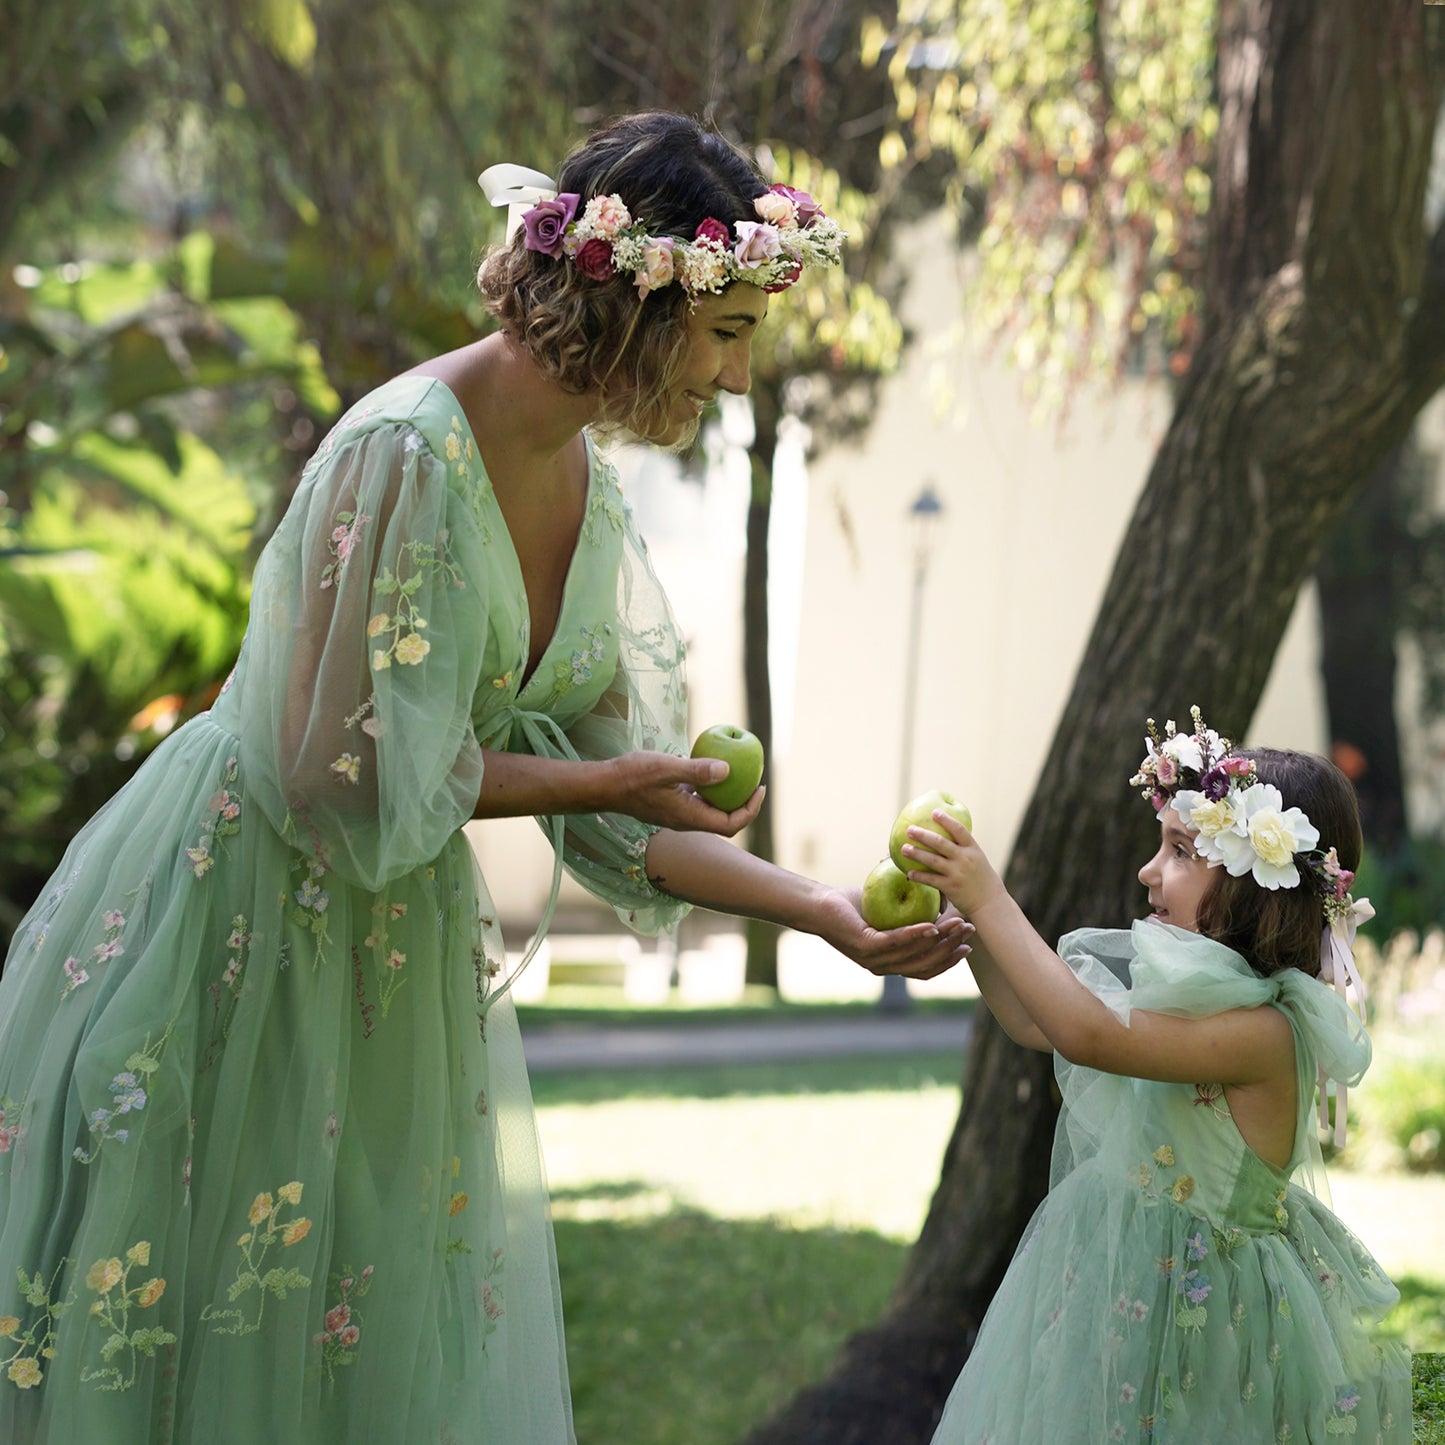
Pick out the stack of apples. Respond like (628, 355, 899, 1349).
(860, 790, 972, 930)
(689, 727, 970, 936)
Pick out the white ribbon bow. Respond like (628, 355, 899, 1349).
(478, 163, 559, 241)
(1317, 895, 1374, 1149)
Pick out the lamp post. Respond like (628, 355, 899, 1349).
(880, 482, 945, 1012)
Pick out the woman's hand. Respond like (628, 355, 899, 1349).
(607, 750, 764, 836)
(813, 887, 974, 980)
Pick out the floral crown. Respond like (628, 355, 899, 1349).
(517, 185, 845, 300)
(1129, 706, 1358, 925)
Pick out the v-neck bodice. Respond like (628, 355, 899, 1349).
(355, 374, 637, 746)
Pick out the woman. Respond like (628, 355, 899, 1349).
(0, 112, 966, 1442)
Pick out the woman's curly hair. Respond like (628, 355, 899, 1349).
(1193, 749, 1364, 979)
(477, 112, 769, 441)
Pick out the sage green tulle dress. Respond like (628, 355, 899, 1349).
(0, 376, 693, 1442)
(930, 922, 1411, 1444)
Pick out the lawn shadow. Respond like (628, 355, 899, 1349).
(552, 1185, 908, 1445)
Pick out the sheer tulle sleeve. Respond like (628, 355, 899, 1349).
(235, 421, 488, 889)
(559, 498, 691, 934)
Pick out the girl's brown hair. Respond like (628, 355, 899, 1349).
(477, 112, 768, 441)
(1193, 748, 1363, 979)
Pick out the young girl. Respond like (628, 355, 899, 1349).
(904, 710, 1411, 1443)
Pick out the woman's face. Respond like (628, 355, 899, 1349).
(652, 285, 768, 446)
(1137, 806, 1214, 933)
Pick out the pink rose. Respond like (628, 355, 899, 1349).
(1220, 756, 1253, 776)
(521, 194, 579, 257)
(733, 221, 781, 270)
(575, 239, 617, 282)
(769, 184, 823, 227)
(753, 190, 797, 227)
(324, 1303, 351, 1333)
(633, 237, 676, 297)
(694, 217, 730, 247)
(582, 193, 631, 239)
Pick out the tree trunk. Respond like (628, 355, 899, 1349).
(1315, 445, 1410, 850)
(744, 382, 782, 989)
(741, 2, 1445, 1440)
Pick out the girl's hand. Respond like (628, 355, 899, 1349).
(901, 811, 1006, 916)
(813, 887, 973, 980)
(608, 751, 764, 836)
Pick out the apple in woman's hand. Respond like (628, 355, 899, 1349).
(860, 858, 941, 930)
(889, 789, 972, 871)
(690, 724, 765, 812)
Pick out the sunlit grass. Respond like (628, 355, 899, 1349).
(555, 1196, 904, 1445)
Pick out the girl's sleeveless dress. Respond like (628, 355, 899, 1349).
(930, 921, 1411, 1444)
(0, 375, 692, 1442)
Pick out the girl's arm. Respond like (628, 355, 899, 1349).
(903, 815, 1293, 1084)
(645, 828, 971, 980)
(956, 928, 1054, 1052)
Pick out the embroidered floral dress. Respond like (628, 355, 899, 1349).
(930, 922, 1411, 1445)
(0, 375, 692, 1442)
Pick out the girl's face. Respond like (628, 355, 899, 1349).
(1137, 807, 1214, 932)
(652, 285, 767, 446)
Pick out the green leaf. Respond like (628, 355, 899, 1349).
(227, 1273, 258, 1302)
(104, 324, 188, 414)
(131, 1325, 177, 1355)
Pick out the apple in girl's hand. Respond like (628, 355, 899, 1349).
(860, 858, 941, 930)
(690, 724, 765, 812)
(889, 790, 973, 872)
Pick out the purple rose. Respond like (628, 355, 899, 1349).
(732, 220, 781, 270)
(575, 238, 617, 282)
(1200, 766, 1230, 801)
(769, 184, 823, 228)
(521, 193, 579, 257)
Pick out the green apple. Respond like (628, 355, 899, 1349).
(690, 724, 765, 812)
(889, 789, 973, 872)
(860, 858, 941, 930)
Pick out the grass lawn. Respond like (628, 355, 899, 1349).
(530, 1016, 1445, 1444)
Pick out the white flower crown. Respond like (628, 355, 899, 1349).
(517, 185, 845, 299)
(1130, 706, 1358, 924)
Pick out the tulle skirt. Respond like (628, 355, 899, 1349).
(0, 714, 573, 1442)
(931, 1162, 1411, 1444)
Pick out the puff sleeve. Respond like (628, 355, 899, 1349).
(232, 420, 489, 890)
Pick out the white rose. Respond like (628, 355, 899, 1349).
(1216, 782, 1320, 888)
(1160, 732, 1204, 773)
(1170, 791, 1239, 866)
